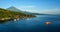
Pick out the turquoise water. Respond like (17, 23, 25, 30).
(0, 15, 60, 32)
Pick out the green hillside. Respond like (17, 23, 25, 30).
(0, 8, 35, 22)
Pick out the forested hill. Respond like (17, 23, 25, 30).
(0, 8, 35, 21)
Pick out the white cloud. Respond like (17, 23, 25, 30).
(18, 5, 36, 12)
(18, 5, 35, 8)
(21, 9, 36, 12)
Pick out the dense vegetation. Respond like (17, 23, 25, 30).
(0, 8, 35, 22)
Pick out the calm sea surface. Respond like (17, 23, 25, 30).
(0, 14, 60, 32)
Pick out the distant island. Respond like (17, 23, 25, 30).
(0, 8, 36, 23)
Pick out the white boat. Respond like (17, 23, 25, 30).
(17, 18, 19, 20)
(14, 19, 17, 21)
(27, 18, 30, 20)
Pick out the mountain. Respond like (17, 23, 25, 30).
(0, 8, 25, 18)
(7, 6, 31, 14)
(0, 8, 35, 22)
(7, 6, 23, 12)
(7, 6, 42, 15)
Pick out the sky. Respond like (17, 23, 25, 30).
(0, 0, 60, 14)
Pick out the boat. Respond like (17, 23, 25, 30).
(14, 19, 17, 21)
(27, 18, 30, 20)
(45, 21, 51, 25)
(17, 18, 19, 20)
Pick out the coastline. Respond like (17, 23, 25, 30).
(0, 15, 36, 23)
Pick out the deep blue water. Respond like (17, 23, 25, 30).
(0, 14, 60, 32)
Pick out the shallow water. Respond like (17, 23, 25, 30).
(0, 14, 60, 32)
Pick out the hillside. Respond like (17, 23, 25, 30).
(7, 6, 22, 12)
(7, 6, 41, 15)
(0, 8, 35, 21)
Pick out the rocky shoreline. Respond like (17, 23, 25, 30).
(0, 15, 36, 23)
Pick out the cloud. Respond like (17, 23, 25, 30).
(18, 5, 36, 11)
(25, 10, 37, 13)
(19, 5, 35, 8)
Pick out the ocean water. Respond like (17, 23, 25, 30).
(0, 14, 60, 32)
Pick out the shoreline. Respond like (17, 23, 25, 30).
(0, 16, 36, 23)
